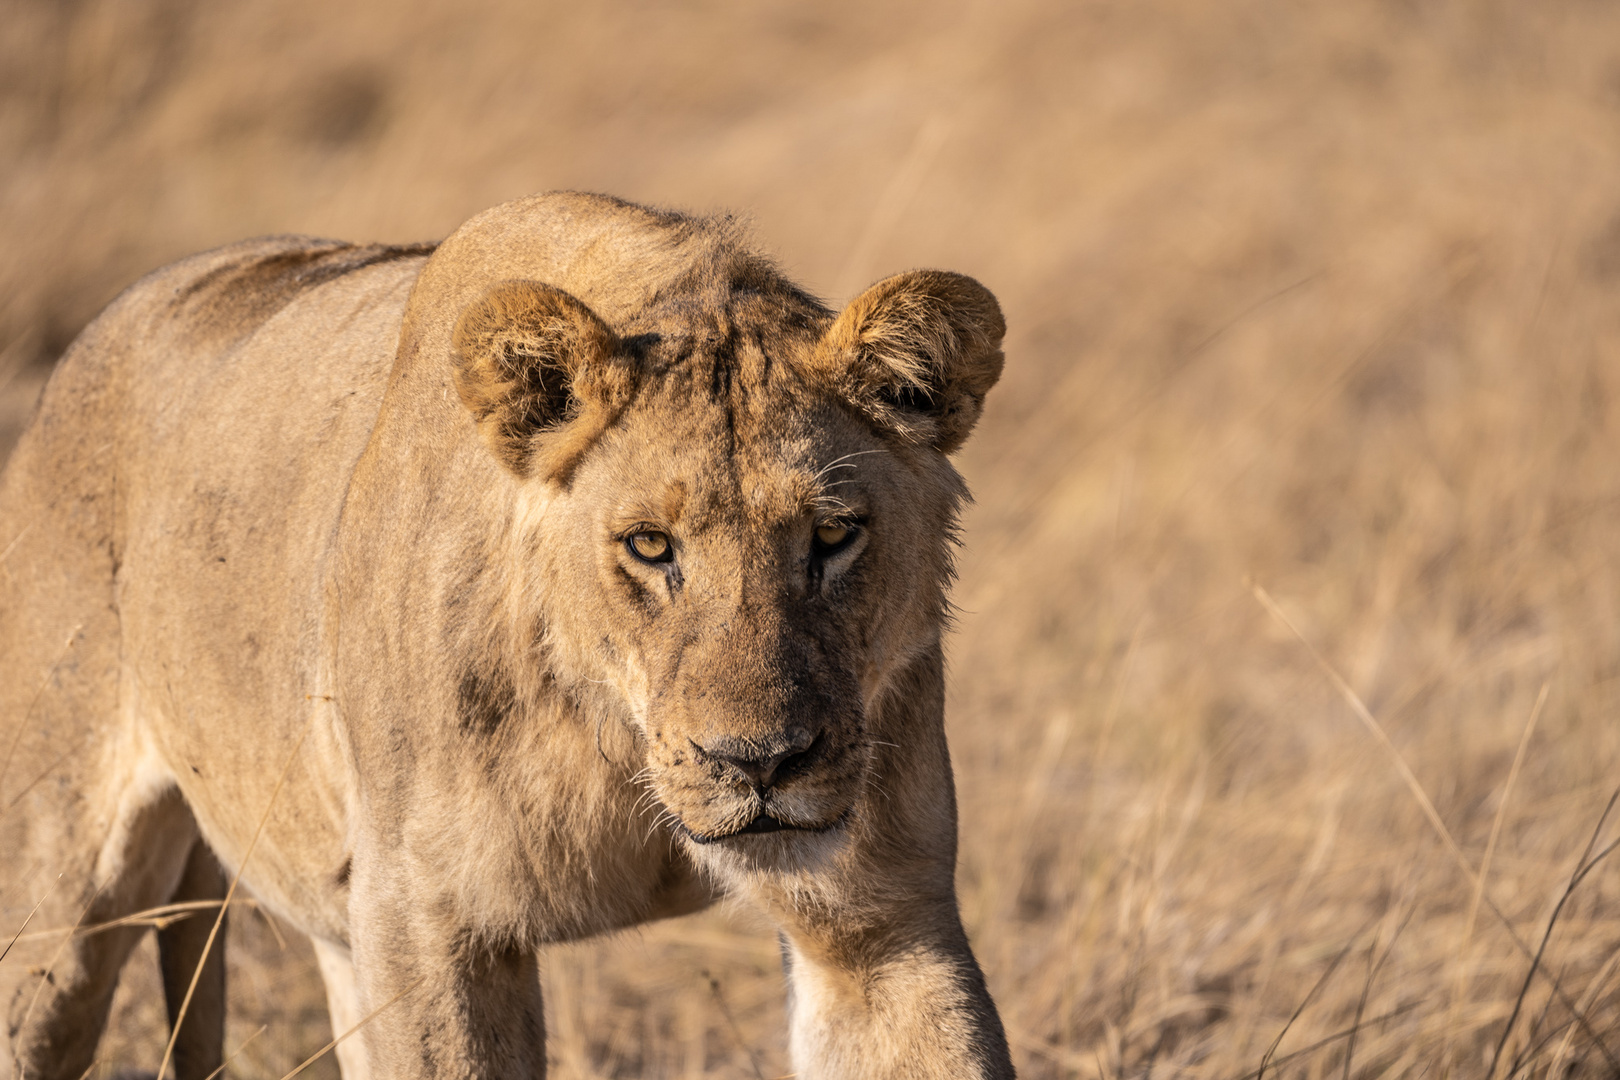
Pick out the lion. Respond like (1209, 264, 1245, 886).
(0, 192, 1013, 1079)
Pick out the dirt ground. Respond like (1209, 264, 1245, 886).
(3, 0, 1620, 1076)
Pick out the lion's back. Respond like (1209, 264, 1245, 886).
(0, 237, 430, 930)
(1, 234, 434, 545)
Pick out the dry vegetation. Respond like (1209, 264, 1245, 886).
(4, 0, 1620, 1076)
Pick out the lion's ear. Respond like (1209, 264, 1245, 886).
(818, 270, 1005, 454)
(451, 280, 633, 479)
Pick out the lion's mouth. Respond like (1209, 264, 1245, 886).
(678, 810, 846, 845)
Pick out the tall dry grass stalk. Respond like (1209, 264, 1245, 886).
(4, 0, 1620, 1076)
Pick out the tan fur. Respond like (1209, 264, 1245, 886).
(0, 193, 1012, 1078)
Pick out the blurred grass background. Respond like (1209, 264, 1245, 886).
(4, 0, 1620, 1076)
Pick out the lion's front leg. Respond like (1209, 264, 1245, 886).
(780, 906, 1010, 1080)
(346, 853, 547, 1078)
(776, 899, 1014, 1080)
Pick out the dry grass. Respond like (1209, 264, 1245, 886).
(4, 0, 1620, 1076)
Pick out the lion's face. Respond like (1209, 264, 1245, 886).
(549, 371, 954, 847)
(452, 265, 1004, 858)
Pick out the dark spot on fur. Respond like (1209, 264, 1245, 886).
(750, 326, 774, 387)
(709, 350, 732, 403)
(335, 857, 352, 887)
(622, 332, 662, 358)
(614, 564, 653, 609)
(457, 667, 517, 737)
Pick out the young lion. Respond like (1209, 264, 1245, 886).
(0, 192, 1013, 1078)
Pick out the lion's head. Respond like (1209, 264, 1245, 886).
(442, 200, 1003, 863)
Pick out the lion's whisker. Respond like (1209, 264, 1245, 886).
(813, 450, 883, 484)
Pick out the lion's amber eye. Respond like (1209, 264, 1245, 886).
(627, 531, 673, 564)
(812, 523, 855, 556)
(815, 524, 849, 548)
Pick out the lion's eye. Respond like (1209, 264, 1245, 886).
(815, 524, 849, 548)
(627, 531, 673, 564)
(812, 523, 856, 556)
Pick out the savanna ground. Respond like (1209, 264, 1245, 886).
(4, 0, 1620, 1076)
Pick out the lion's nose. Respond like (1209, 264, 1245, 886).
(694, 731, 818, 791)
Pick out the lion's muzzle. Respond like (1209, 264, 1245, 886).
(669, 729, 850, 842)
(647, 706, 867, 844)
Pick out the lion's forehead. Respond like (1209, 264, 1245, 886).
(608, 443, 866, 535)
(600, 376, 884, 535)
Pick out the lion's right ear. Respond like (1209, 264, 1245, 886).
(451, 280, 634, 480)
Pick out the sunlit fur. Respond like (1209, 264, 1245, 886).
(0, 192, 1011, 1079)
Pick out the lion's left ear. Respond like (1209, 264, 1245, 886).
(817, 270, 1006, 454)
